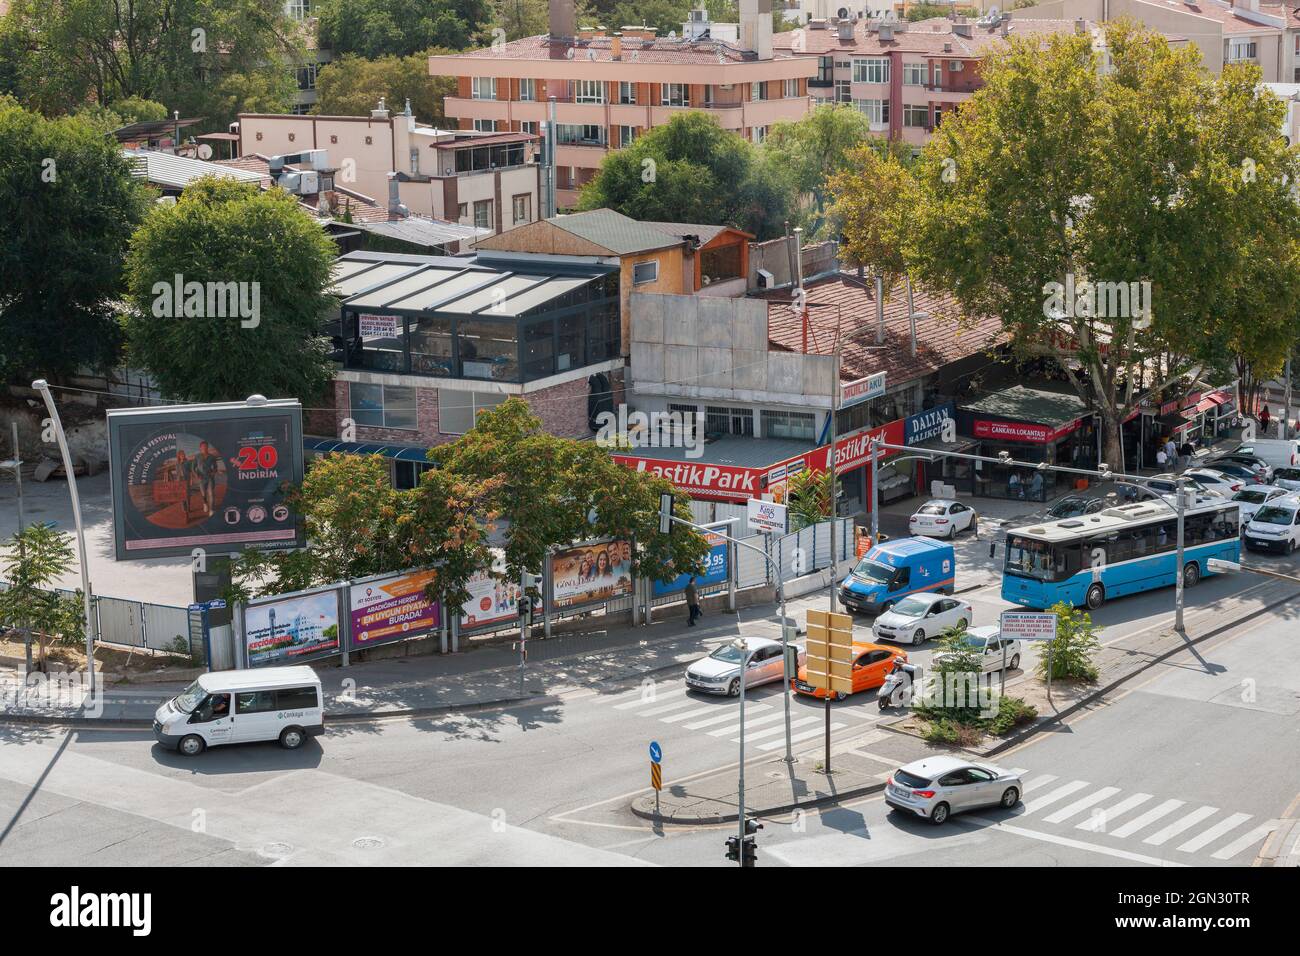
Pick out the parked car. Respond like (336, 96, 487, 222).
(153, 666, 323, 756)
(1198, 461, 1262, 486)
(1044, 495, 1108, 519)
(839, 537, 956, 615)
(908, 499, 977, 539)
(791, 642, 906, 701)
(1243, 498, 1300, 555)
(1230, 485, 1290, 524)
(1144, 473, 1227, 498)
(685, 636, 801, 696)
(872, 592, 972, 646)
(1181, 468, 1247, 495)
(1271, 467, 1300, 493)
(1205, 453, 1273, 483)
(1234, 439, 1300, 470)
(930, 624, 1023, 672)
(885, 755, 1023, 825)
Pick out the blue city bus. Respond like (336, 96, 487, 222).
(1000, 497, 1242, 610)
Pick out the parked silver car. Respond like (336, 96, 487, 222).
(885, 755, 1023, 825)
(684, 637, 801, 697)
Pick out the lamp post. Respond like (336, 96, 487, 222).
(32, 380, 97, 690)
(733, 635, 752, 866)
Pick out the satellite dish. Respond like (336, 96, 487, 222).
(196, 143, 213, 160)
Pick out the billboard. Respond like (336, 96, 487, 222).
(243, 589, 341, 668)
(459, 556, 542, 631)
(550, 539, 633, 611)
(652, 531, 728, 597)
(348, 569, 441, 650)
(107, 399, 304, 560)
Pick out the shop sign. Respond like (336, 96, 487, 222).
(904, 403, 955, 445)
(841, 372, 887, 408)
(972, 417, 1083, 444)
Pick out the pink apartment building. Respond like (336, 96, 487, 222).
(428, 0, 818, 209)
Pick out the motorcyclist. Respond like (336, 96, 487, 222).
(880, 658, 918, 708)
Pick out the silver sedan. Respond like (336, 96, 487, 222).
(684, 637, 801, 697)
(885, 755, 1023, 825)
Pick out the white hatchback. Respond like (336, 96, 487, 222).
(1231, 485, 1290, 524)
(872, 592, 972, 646)
(908, 499, 977, 539)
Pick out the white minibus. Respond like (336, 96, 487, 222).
(153, 666, 324, 756)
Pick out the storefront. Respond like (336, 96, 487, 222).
(898, 402, 981, 498)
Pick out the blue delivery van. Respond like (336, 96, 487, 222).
(839, 537, 956, 615)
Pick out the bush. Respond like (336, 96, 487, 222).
(1037, 601, 1102, 682)
(985, 695, 1038, 735)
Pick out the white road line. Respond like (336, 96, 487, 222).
(769, 723, 848, 749)
(613, 688, 687, 710)
(1023, 780, 1091, 815)
(1007, 768, 1029, 776)
(705, 711, 790, 738)
(1077, 793, 1153, 832)
(963, 817, 1188, 867)
(1043, 787, 1122, 825)
(1177, 812, 1253, 854)
(632, 697, 701, 718)
(683, 708, 769, 730)
(661, 703, 753, 724)
(1211, 821, 1279, 861)
(729, 715, 819, 742)
(1021, 774, 1059, 794)
(1110, 799, 1185, 838)
(1143, 805, 1220, 846)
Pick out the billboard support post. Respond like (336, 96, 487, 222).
(32, 380, 97, 691)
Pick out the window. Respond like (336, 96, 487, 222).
(934, 106, 943, 128)
(235, 691, 276, 715)
(705, 406, 754, 437)
(662, 83, 688, 106)
(520, 120, 538, 135)
(853, 57, 889, 84)
(761, 409, 816, 440)
(618, 81, 637, 104)
(457, 202, 468, 221)
(295, 63, 318, 92)
(903, 104, 929, 128)
(752, 125, 768, 144)
(835, 80, 851, 103)
(816, 56, 834, 84)
(783, 78, 799, 98)
(522, 317, 555, 378)
(287, 0, 312, 19)
(473, 119, 496, 132)
(439, 390, 507, 435)
(409, 147, 420, 174)
(903, 62, 927, 86)
(854, 99, 889, 127)
(457, 319, 518, 380)
(668, 403, 701, 443)
(575, 79, 605, 104)
(512, 193, 531, 224)
(556, 311, 585, 372)
(1228, 39, 1258, 62)
(277, 686, 319, 710)
(394, 460, 433, 490)
(615, 125, 637, 148)
(750, 81, 768, 101)
(554, 123, 605, 146)
(350, 382, 418, 430)
(518, 78, 536, 101)
(473, 199, 493, 230)
(701, 243, 742, 282)
(472, 76, 497, 100)
(632, 260, 659, 285)
(410, 315, 453, 376)
(933, 63, 943, 87)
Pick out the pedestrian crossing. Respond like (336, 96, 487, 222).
(594, 679, 880, 753)
(1002, 769, 1277, 863)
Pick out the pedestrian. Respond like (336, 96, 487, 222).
(1164, 437, 1178, 468)
(1155, 445, 1168, 470)
(1179, 439, 1194, 471)
(685, 576, 702, 626)
(1260, 405, 1272, 434)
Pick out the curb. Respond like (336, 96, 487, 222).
(630, 778, 887, 826)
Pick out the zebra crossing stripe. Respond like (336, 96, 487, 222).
(661, 703, 758, 724)
(705, 711, 791, 738)
(1109, 799, 1184, 838)
(633, 697, 700, 717)
(1043, 786, 1121, 825)
(613, 688, 686, 710)
(1211, 821, 1279, 861)
(1020, 774, 1059, 793)
(1023, 780, 1090, 815)
(1176, 812, 1252, 854)
(735, 718, 819, 745)
(773, 723, 848, 749)
(683, 708, 769, 730)
(1143, 805, 1219, 846)
(1076, 793, 1152, 832)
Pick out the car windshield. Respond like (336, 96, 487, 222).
(1047, 499, 1083, 517)
(852, 559, 895, 584)
(892, 597, 931, 617)
(174, 679, 206, 714)
(1233, 490, 1269, 504)
(918, 504, 946, 515)
(1253, 506, 1296, 525)
(708, 646, 746, 664)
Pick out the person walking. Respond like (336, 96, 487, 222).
(685, 577, 702, 626)
(1260, 405, 1272, 435)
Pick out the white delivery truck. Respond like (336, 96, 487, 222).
(153, 666, 324, 756)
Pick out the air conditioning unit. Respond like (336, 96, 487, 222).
(298, 170, 320, 194)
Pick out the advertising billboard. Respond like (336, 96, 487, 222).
(348, 569, 441, 650)
(652, 531, 728, 597)
(459, 558, 541, 632)
(107, 399, 304, 560)
(243, 589, 341, 668)
(550, 540, 634, 611)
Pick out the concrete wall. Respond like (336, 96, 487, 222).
(630, 292, 836, 407)
(747, 237, 839, 290)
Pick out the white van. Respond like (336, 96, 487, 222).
(1236, 439, 1300, 470)
(153, 666, 324, 756)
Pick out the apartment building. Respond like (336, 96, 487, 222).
(236, 102, 540, 239)
(428, 0, 817, 208)
(283, 1, 332, 114)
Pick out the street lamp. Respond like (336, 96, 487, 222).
(733, 636, 752, 867)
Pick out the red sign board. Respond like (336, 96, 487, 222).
(972, 417, 1083, 444)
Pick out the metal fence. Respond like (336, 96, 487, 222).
(0, 583, 189, 653)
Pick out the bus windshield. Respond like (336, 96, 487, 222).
(1005, 535, 1056, 580)
(852, 559, 896, 584)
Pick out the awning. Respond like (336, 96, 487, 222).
(304, 436, 431, 463)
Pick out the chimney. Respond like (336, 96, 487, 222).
(611, 32, 622, 59)
(387, 173, 409, 218)
(371, 97, 389, 119)
(549, 0, 576, 40)
(953, 23, 972, 37)
(740, 0, 773, 59)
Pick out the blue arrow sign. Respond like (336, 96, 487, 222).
(649, 740, 662, 764)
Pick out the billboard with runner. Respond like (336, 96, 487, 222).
(107, 399, 305, 560)
(550, 539, 634, 611)
(348, 569, 441, 650)
(243, 589, 341, 668)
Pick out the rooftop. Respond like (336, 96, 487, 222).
(961, 384, 1090, 427)
(124, 149, 266, 190)
(773, 17, 1100, 57)
(435, 33, 799, 65)
(479, 208, 687, 256)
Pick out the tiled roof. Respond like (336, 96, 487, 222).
(1143, 0, 1283, 32)
(436, 33, 802, 64)
(642, 221, 753, 244)
(549, 209, 683, 254)
(773, 18, 1093, 57)
(764, 273, 1007, 384)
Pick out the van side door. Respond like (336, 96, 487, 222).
(189, 693, 233, 745)
(231, 690, 280, 743)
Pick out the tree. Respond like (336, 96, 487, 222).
(433, 398, 709, 590)
(785, 468, 831, 531)
(578, 111, 793, 239)
(316, 0, 493, 58)
(762, 104, 876, 236)
(835, 22, 1300, 470)
(0, 100, 149, 384)
(1038, 601, 1101, 681)
(122, 176, 338, 403)
(314, 51, 455, 125)
(826, 141, 917, 293)
(0, 523, 79, 672)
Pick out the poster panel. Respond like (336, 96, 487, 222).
(349, 569, 441, 650)
(244, 589, 342, 668)
(652, 531, 728, 597)
(551, 540, 634, 611)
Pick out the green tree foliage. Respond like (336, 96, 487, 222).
(579, 111, 794, 239)
(834, 22, 1300, 469)
(316, 0, 493, 58)
(785, 468, 831, 531)
(2, 0, 299, 123)
(123, 177, 338, 403)
(314, 51, 455, 125)
(0, 523, 79, 671)
(1038, 601, 1101, 681)
(0, 100, 149, 383)
(433, 398, 710, 588)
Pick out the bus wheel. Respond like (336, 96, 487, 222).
(1085, 583, 1105, 610)
(1183, 562, 1201, 588)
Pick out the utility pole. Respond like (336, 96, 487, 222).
(2, 422, 28, 671)
(518, 566, 529, 694)
(869, 435, 880, 548)
(828, 352, 840, 612)
(736, 637, 749, 864)
(1174, 475, 1186, 632)
(1284, 357, 1293, 440)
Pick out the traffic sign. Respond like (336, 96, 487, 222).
(649, 740, 662, 764)
(998, 611, 1058, 641)
(650, 762, 662, 791)
(805, 608, 854, 695)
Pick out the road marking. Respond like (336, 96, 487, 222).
(1177, 812, 1253, 854)
(964, 817, 1188, 867)
(613, 688, 686, 710)
(1110, 799, 1185, 838)
(660, 703, 752, 724)
(724, 715, 818, 742)
(706, 711, 790, 738)
(683, 708, 770, 730)
(739, 717, 831, 744)
(770, 723, 848, 749)
(1043, 786, 1121, 824)
(1143, 805, 1219, 846)
(1076, 793, 1152, 832)
(1212, 821, 1279, 860)
(1023, 780, 1090, 815)
(632, 697, 700, 717)
(1020, 774, 1059, 793)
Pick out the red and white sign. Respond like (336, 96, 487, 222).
(972, 418, 1083, 444)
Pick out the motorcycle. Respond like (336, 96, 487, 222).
(878, 663, 915, 710)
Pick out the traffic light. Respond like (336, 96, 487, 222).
(741, 837, 757, 867)
(725, 821, 762, 866)
(724, 835, 740, 863)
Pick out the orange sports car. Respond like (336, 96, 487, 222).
(791, 642, 909, 701)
